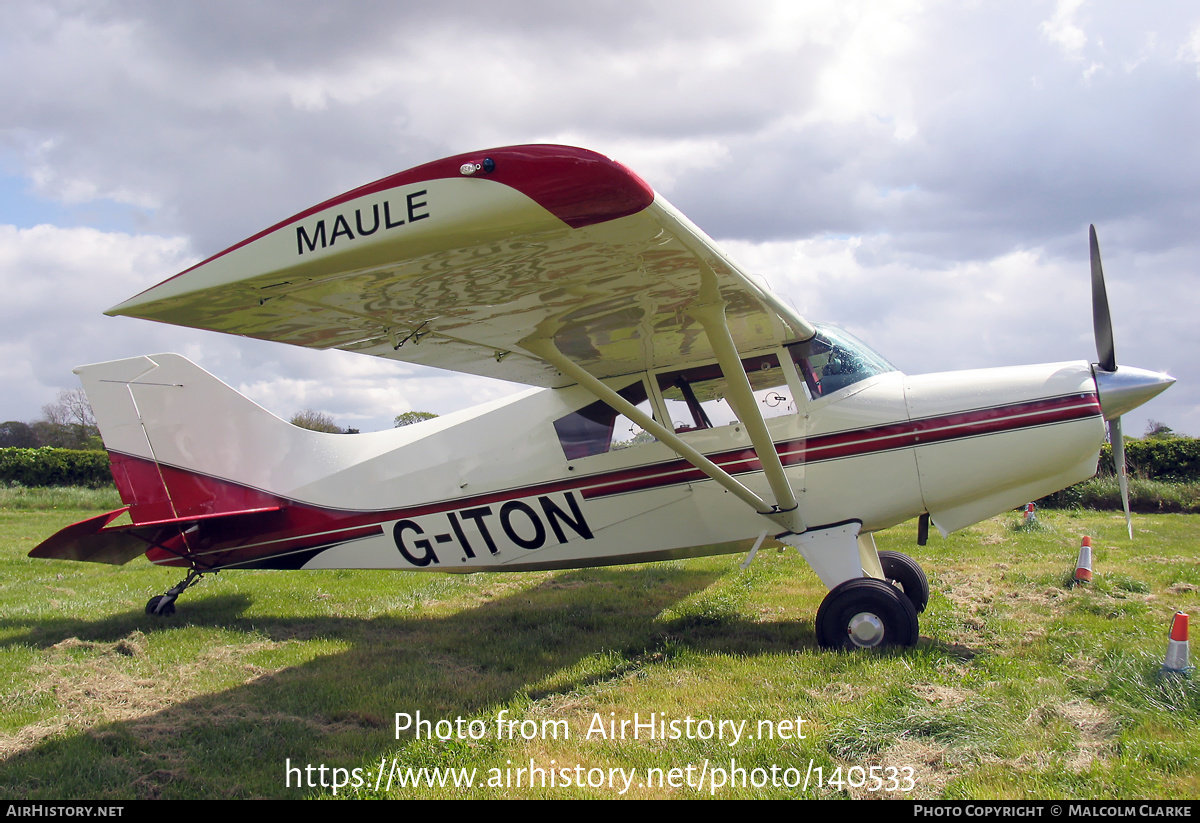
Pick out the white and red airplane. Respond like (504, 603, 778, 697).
(31, 145, 1174, 649)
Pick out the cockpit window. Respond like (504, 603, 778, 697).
(788, 324, 896, 398)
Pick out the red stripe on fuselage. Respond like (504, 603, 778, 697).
(134, 392, 1100, 567)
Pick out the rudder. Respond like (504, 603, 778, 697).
(78, 353, 298, 524)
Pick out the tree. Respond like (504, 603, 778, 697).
(289, 409, 343, 433)
(36, 389, 101, 449)
(613, 429, 656, 449)
(394, 411, 438, 427)
(1144, 420, 1176, 440)
(58, 388, 96, 429)
(0, 421, 38, 448)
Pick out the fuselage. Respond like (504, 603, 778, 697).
(90, 348, 1104, 574)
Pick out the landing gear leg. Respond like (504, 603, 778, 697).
(145, 568, 207, 617)
(815, 578, 919, 650)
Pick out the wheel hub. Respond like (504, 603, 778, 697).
(847, 612, 885, 647)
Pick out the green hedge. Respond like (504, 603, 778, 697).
(1038, 477, 1200, 513)
(0, 448, 114, 489)
(1037, 437, 1200, 511)
(1100, 437, 1200, 482)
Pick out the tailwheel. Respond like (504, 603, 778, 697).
(145, 594, 176, 617)
(145, 568, 207, 618)
(816, 578, 919, 650)
(877, 550, 929, 614)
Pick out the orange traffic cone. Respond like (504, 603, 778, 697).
(1073, 536, 1093, 585)
(1161, 612, 1190, 677)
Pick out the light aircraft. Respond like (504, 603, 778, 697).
(31, 145, 1174, 650)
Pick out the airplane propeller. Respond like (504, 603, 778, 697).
(1091, 225, 1117, 374)
(1088, 225, 1175, 539)
(1089, 225, 1131, 538)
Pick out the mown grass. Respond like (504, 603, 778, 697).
(0, 483, 122, 511)
(1, 508, 1197, 799)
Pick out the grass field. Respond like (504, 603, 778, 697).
(1, 506, 1197, 799)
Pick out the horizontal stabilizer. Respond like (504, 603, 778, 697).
(30, 506, 284, 565)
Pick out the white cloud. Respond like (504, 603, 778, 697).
(1040, 0, 1089, 59)
(0, 224, 193, 414)
(1179, 25, 1200, 75)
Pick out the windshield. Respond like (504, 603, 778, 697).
(788, 324, 897, 398)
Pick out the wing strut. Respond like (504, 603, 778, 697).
(522, 309, 807, 534)
(688, 302, 804, 532)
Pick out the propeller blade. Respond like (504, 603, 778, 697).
(1090, 225, 1117, 372)
(1110, 417, 1133, 539)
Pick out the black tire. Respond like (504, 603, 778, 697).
(145, 595, 176, 617)
(815, 578, 919, 650)
(878, 550, 929, 614)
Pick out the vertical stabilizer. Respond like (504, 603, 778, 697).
(77, 354, 300, 524)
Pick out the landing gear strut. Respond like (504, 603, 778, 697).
(145, 568, 207, 617)
(815, 578, 919, 650)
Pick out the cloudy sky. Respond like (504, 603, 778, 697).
(1, 0, 1196, 437)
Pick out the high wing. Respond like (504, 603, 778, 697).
(109, 145, 814, 386)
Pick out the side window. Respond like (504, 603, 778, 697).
(744, 353, 797, 421)
(659, 363, 733, 432)
(554, 380, 653, 460)
(657, 354, 796, 434)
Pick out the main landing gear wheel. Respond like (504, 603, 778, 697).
(877, 550, 929, 614)
(815, 578, 919, 650)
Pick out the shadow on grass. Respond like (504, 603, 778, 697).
(0, 564, 827, 798)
